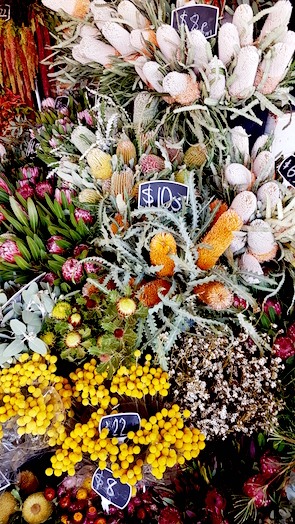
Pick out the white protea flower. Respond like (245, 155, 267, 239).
(156, 25, 180, 62)
(255, 41, 295, 94)
(102, 21, 134, 56)
(228, 46, 259, 99)
(80, 25, 99, 38)
(133, 56, 148, 83)
(225, 163, 253, 191)
(133, 92, 159, 127)
(233, 4, 254, 47)
(142, 61, 164, 92)
(251, 134, 268, 160)
(218, 23, 240, 68)
(207, 58, 226, 101)
(253, 151, 275, 182)
(79, 37, 117, 66)
(230, 191, 257, 223)
(90, 0, 115, 30)
(189, 29, 209, 73)
(72, 44, 92, 64)
(257, 181, 280, 208)
(230, 232, 247, 253)
(117, 1, 149, 30)
(259, 0, 292, 42)
(130, 29, 158, 55)
(42, 0, 90, 17)
(247, 219, 277, 262)
(239, 253, 264, 284)
(71, 126, 96, 155)
(162, 72, 200, 105)
(230, 126, 249, 164)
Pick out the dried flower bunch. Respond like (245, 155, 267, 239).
(168, 328, 284, 438)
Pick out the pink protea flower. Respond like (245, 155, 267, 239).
(0, 240, 22, 263)
(77, 109, 94, 126)
(47, 236, 65, 254)
(243, 474, 270, 508)
(140, 154, 165, 174)
(274, 336, 295, 360)
(41, 97, 55, 109)
(59, 107, 70, 117)
(49, 137, 57, 148)
(205, 490, 226, 512)
(74, 208, 93, 225)
(233, 296, 247, 309)
(43, 272, 57, 286)
(260, 453, 281, 478)
(55, 188, 72, 205)
(73, 244, 89, 257)
(62, 258, 83, 283)
(0, 177, 12, 195)
(20, 166, 39, 182)
(84, 261, 100, 274)
(158, 507, 182, 524)
(35, 181, 54, 199)
(263, 299, 281, 317)
(287, 322, 295, 341)
(0, 209, 6, 224)
(16, 185, 34, 200)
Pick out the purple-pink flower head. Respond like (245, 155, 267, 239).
(55, 188, 72, 205)
(62, 259, 83, 283)
(74, 208, 93, 225)
(0, 240, 22, 263)
(47, 236, 65, 255)
(77, 109, 94, 126)
(35, 181, 53, 199)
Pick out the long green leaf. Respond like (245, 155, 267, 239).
(15, 240, 31, 263)
(9, 197, 29, 226)
(26, 237, 40, 260)
(27, 198, 38, 233)
(14, 255, 31, 270)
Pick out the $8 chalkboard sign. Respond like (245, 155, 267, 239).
(99, 413, 141, 439)
(171, 5, 218, 38)
(138, 180, 189, 212)
(278, 155, 295, 187)
(92, 467, 131, 509)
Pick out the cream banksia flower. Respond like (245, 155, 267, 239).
(71, 126, 96, 155)
(117, 0, 150, 30)
(150, 233, 177, 277)
(218, 23, 240, 68)
(142, 61, 164, 92)
(72, 45, 92, 65)
(257, 182, 280, 208)
(78, 189, 100, 203)
(230, 126, 249, 164)
(247, 219, 277, 262)
(259, 0, 292, 43)
(162, 72, 200, 105)
(229, 46, 259, 99)
(255, 41, 295, 94)
(86, 148, 112, 180)
(102, 22, 134, 56)
(116, 139, 137, 165)
(41, 0, 89, 17)
(156, 24, 180, 62)
(207, 58, 226, 101)
(130, 29, 158, 55)
(239, 253, 263, 284)
(91, 0, 115, 30)
(194, 282, 234, 310)
(253, 151, 275, 182)
(233, 4, 254, 47)
(189, 29, 209, 73)
(230, 191, 257, 223)
(79, 37, 117, 66)
(251, 134, 268, 160)
(111, 168, 134, 199)
(225, 163, 253, 191)
(197, 210, 243, 270)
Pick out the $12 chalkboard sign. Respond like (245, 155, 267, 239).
(92, 467, 131, 509)
(171, 5, 219, 38)
(138, 180, 189, 212)
(99, 413, 141, 439)
(278, 155, 295, 187)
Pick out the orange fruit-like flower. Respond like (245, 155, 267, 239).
(150, 233, 177, 277)
(138, 279, 171, 307)
(194, 282, 233, 311)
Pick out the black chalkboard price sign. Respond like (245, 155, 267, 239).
(92, 467, 131, 509)
(278, 155, 295, 186)
(138, 180, 189, 212)
(99, 413, 141, 438)
(55, 96, 70, 111)
(171, 5, 218, 38)
(0, 5, 10, 21)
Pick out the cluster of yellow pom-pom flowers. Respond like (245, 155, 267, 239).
(0, 353, 72, 443)
(46, 351, 205, 496)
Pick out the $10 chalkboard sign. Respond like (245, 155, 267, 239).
(138, 180, 189, 212)
(92, 467, 131, 509)
(99, 413, 141, 439)
(278, 155, 295, 187)
(171, 5, 218, 38)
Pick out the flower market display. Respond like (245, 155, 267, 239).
(0, 0, 295, 523)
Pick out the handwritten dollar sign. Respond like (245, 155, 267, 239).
(141, 185, 154, 207)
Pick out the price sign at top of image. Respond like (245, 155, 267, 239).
(92, 467, 131, 509)
(171, 5, 218, 38)
(99, 413, 141, 439)
(0, 4, 10, 21)
(278, 154, 295, 187)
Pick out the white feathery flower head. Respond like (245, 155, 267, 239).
(230, 126, 249, 164)
(207, 58, 225, 101)
(117, 1, 149, 30)
(218, 23, 240, 67)
(80, 25, 99, 38)
(79, 37, 117, 66)
(189, 29, 209, 73)
(72, 44, 92, 64)
(225, 163, 253, 191)
(230, 191, 257, 223)
(156, 24, 180, 62)
(253, 151, 275, 182)
(142, 61, 164, 93)
(233, 4, 254, 47)
(102, 21, 134, 56)
(259, 0, 292, 42)
(255, 41, 295, 94)
(239, 253, 264, 284)
(230, 232, 247, 253)
(257, 182, 280, 208)
(229, 46, 259, 99)
(42, 0, 90, 17)
(162, 72, 188, 97)
(91, 0, 115, 30)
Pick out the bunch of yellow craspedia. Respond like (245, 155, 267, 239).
(46, 352, 205, 493)
(0, 353, 72, 445)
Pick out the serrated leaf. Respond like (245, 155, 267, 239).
(27, 198, 38, 232)
(10, 319, 26, 335)
(28, 337, 47, 354)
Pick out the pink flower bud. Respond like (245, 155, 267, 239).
(47, 236, 65, 254)
(62, 259, 83, 283)
(274, 336, 295, 360)
(260, 453, 280, 478)
(73, 244, 89, 257)
(77, 109, 94, 126)
(42, 97, 55, 109)
(0, 240, 22, 263)
(0, 177, 12, 195)
(74, 208, 93, 225)
(55, 188, 72, 205)
(263, 299, 281, 317)
(43, 272, 57, 286)
(16, 185, 34, 200)
(35, 181, 54, 199)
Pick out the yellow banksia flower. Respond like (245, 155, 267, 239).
(41, 332, 55, 346)
(138, 280, 171, 308)
(86, 148, 112, 180)
(197, 210, 243, 270)
(116, 298, 137, 317)
(78, 189, 100, 204)
(194, 282, 234, 310)
(52, 302, 71, 320)
(150, 233, 177, 277)
(184, 144, 207, 168)
(116, 139, 137, 166)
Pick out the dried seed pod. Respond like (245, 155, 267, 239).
(102, 22, 134, 56)
(194, 281, 234, 310)
(255, 41, 295, 94)
(207, 58, 226, 101)
(247, 219, 276, 255)
(251, 134, 268, 160)
(225, 163, 253, 191)
(142, 61, 164, 92)
(230, 126, 249, 164)
(91, 0, 115, 29)
(233, 4, 254, 47)
(86, 148, 112, 180)
(71, 126, 96, 155)
(42, 0, 90, 17)
(72, 44, 92, 65)
(117, 1, 150, 30)
(257, 182, 280, 207)
(189, 29, 209, 73)
(116, 139, 137, 165)
(259, 0, 292, 43)
(162, 72, 200, 105)
(156, 24, 180, 62)
(218, 23, 240, 67)
(79, 37, 117, 66)
(197, 210, 243, 270)
(230, 191, 257, 223)
(239, 253, 264, 284)
(133, 92, 158, 127)
(111, 168, 134, 199)
(140, 154, 165, 173)
(228, 46, 259, 99)
(184, 144, 207, 167)
(130, 29, 158, 55)
(253, 151, 275, 182)
(79, 189, 101, 203)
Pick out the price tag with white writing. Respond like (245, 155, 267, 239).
(0, 471, 10, 492)
(99, 413, 141, 439)
(278, 155, 295, 186)
(92, 468, 131, 509)
(171, 5, 218, 38)
(138, 180, 189, 212)
(0, 5, 10, 21)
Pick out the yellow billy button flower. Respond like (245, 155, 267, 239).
(116, 298, 137, 317)
(52, 302, 71, 320)
(41, 332, 55, 346)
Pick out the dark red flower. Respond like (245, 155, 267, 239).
(274, 336, 295, 359)
(158, 506, 182, 524)
(243, 474, 270, 508)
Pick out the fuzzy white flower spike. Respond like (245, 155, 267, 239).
(90, 0, 115, 30)
(79, 37, 117, 66)
(255, 41, 295, 94)
(42, 0, 90, 17)
(259, 0, 292, 43)
(233, 4, 254, 47)
(117, 1, 150, 30)
(142, 61, 164, 93)
(228, 46, 259, 99)
(230, 126, 249, 164)
(207, 58, 226, 102)
(218, 23, 240, 68)
(156, 25, 180, 62)
(189, 29, 209, 73)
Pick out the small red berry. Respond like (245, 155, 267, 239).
(114, 328, 124, 339)
(44, 487, 55, 501)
